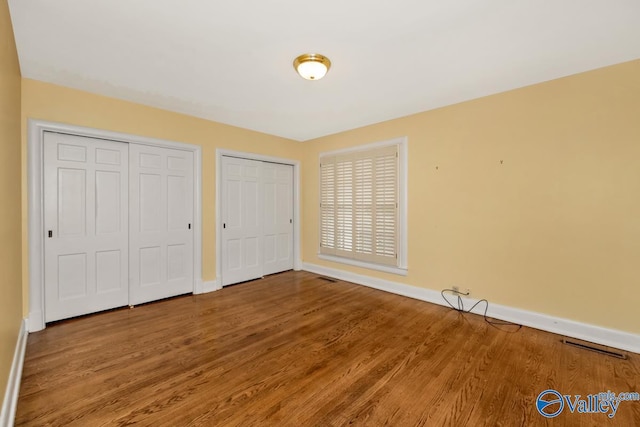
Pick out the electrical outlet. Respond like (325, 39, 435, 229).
(452, 286, 470, 296)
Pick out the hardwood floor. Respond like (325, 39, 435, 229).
(16, 271, 640, 426)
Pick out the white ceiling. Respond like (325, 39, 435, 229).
(8, 1, 640, 141)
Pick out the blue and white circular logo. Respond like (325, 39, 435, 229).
(536, 389, 564, 418)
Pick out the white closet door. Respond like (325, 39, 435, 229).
(262, 163, 294, 275)
(44, 132, 129, 322)
(221, 156, 263, 286)
(129, 145, 194, 305)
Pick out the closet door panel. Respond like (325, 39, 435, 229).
(43, 132, 129, 322)
(130, 145, 194, 304)
(263, 162, 294, 276)
(221, 156, 263, 286)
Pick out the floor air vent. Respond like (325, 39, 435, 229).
(317, 276, 337, 283)
(562, 338, 627, 359)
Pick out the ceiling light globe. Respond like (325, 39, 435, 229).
(298, 61, 327, 80)
(294, 54, 331, 81)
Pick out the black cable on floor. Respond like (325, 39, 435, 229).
(441, 289, 522, 333)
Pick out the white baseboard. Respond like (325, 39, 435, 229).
(194, 279, 220, 294)
(202, 280, 220, 293)
(302, 263, 640, 354)
(1, 318, 28, 427)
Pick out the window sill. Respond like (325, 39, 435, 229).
(317, 254, 408, 276)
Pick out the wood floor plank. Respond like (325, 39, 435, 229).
(15, 271, 640, 426)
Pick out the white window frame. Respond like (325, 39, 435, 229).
(318, 137, 408, 276)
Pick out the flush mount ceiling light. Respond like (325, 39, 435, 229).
(293, 53, 331, 80)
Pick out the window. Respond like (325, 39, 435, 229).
(319, 137, 407, 274)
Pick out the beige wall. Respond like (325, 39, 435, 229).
(21, 79, 303, 314)
(0, 0, 23, 396)
(302, 60, 640, 335)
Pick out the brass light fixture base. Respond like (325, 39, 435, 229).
(293, 53, 332, 80)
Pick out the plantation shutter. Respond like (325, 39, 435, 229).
(319, 160, 335, 250)
(320, 144, 398, 266)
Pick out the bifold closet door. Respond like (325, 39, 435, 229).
(44, 132, 129, 322)
(129, 145, 194, 305)
(221, 156, 263, 286)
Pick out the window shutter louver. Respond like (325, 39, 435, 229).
(374, 148, 397, 261)
(335, 158, 353, 255)
(354, 157, 373, 257)
(320, 144, 398, 266)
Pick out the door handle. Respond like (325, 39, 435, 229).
(48, 230, 53, 238)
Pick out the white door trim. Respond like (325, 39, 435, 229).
(215, 149, 301, 287)
(27, 119, 203, 332)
